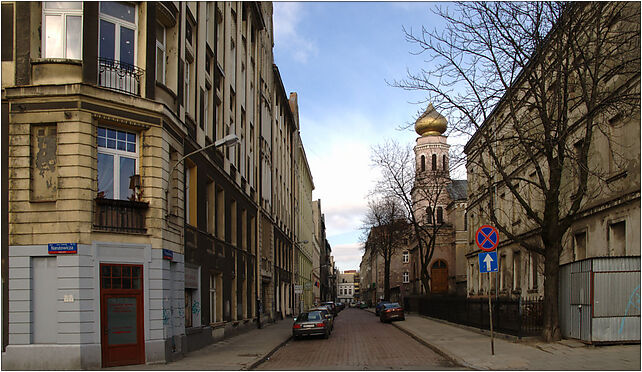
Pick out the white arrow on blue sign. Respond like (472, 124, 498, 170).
(479, 251, 498, 273)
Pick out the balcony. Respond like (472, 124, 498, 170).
(94, 198, 148, 234)
(98, 57, 144, 96)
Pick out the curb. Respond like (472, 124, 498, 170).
(246, 334, 292, 370)
(390, 321, 477, 370)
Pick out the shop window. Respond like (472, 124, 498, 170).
(97, 127, 138, 200)
(42, 1, 82, 59)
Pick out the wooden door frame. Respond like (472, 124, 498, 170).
(100, 263, 145, 367)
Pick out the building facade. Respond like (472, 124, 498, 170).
(1, 1, 322, 369)
(463, 3, 640, 302)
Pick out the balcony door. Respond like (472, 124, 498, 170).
(98, 2, 138, 94)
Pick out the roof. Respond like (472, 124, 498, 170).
(447, 180, 468, 201)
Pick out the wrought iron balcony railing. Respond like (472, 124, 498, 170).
(98, 57, 144, 96)
(94, 197, 149, 234)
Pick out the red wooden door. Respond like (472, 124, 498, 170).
(431, 260, 448, 293)
(100, 264, 145, 367)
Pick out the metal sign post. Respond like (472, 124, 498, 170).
(476, 225, 499, 356)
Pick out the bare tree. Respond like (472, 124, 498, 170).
(394, 2, 640, 341)
(361, 196, 407, 301)
(370, 140, 461, 294)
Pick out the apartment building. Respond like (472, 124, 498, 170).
(1, 1, 310, 368)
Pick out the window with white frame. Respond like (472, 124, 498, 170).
(42, 2, 83, 59)
(402, 251, 409, 263)
(155, 22, 166, 84)
(97, 127, 138, 200)
(99, 2, 137, 66)
(403, 272, 409, 283)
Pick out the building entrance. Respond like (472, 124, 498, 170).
(100, 263, 145, 367)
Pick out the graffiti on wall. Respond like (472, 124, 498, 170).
(619, 284, 640, 335)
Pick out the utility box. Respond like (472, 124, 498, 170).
(559, 257, 640, 343)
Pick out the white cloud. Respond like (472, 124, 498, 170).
(332, 243, 365, 272)
(273, 2, 318, 63)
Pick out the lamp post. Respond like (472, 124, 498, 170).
(165, 134, 239, 216)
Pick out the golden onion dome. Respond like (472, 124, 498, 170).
(415, 103, 447, 136)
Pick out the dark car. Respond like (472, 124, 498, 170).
(375, 301, 391, 316)
(379, 302, 405, 322)
(335, 302, 345, 311)
(321, 301, 338, 317)
(292, 310, 331, 339)
(359, 301, 368, 309)
(310, 306, 334, 331)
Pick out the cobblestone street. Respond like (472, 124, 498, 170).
(255, 308, 465, 370)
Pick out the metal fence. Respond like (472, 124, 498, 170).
(404, 295, 543, 338)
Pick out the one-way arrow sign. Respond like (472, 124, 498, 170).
(479, 251, 498, 273)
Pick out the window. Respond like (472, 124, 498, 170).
(512, 252, 521, 290)
(185, 62, 191, 112)
(43, 2, 83, 59)
(530, 252, 538, 290)
(97, 127, 138, 200)
(230, 199, 237, 246)
(185, 161, 197, 226)
(437, 207, 444, 224)
(403, 272, 409, 283)
(443, 154, 447, 171)
(216, 186, 224, 239)
(421, 155, 425, 172)
(209, 274, 217, 323)
(31, 124, 57, 201)
(204, 88, 210, 136)
(609, 221, 626, 256)
(500, 254, 507, 290)
(574, 231, 587, 260)
(206, 180, 214, 234)
(432, 154, 437, 170)
(99, 2, 136, 65)
(155, 22, 166, 84)
(426, 207, 433, 224)
(402, 251, 409, 263)
(185, 289, 193, 328)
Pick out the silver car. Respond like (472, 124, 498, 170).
(292, 310, 330, 339)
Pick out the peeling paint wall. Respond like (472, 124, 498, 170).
(30, 124, 57, 201)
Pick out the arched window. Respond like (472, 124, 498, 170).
(432, 154, 437, 170)
(421, 155, 425, 172)
(443, 155, 447, 171)
(426, 207, 433, 224)
(437, 206, 444, 224)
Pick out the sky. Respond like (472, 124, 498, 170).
(272, 2, 466, 272)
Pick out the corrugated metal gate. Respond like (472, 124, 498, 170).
(560, 257, 640, 343)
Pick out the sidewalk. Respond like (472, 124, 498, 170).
(369, 308, 640, 370)
(107, 319, 292, 370)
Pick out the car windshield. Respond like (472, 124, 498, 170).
(298, 311, 322, 321)
(384, 303, 401, 308)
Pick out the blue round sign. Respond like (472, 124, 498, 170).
(475, 225, 499, 252)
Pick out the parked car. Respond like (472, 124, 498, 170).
(309, 306, 334, 331)
(375, 301, 391, 316)
(359, 301, 368, 309)
(379, 302, 405, 322)
(335, 302, 345, 311)
(292, 310, 331, 339)
(321, 301, 338, 317)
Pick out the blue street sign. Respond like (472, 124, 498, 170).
(48, 243, 77, 254)
(479, 251, 498, 273)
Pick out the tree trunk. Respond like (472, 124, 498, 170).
(541, 228, 563, 342)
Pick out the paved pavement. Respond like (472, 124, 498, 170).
(105, 320, 292, 370)
(365, 308, 640, 370)
(257, 307, 460, 370)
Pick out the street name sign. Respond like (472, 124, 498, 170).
(48, 243, 77, 254)
(479, 251, 498, 273)
(475, 225, 499, 252)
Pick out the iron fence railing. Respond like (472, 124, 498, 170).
(98, 57, 144, 96)
(94, 198, 148, 233)
(404, 294, 543, 338)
